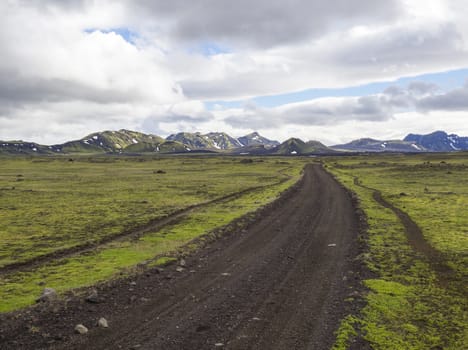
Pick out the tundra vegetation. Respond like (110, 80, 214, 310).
(327, 152, 467, 350)
(0, 155, 306, 312)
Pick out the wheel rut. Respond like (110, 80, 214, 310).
(0, 179, 289, 276)
(353, 177, 455, 286)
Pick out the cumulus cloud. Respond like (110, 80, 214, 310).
(1, 0, 468, 144)
(129, 0, 401, 48)
(219, 81, 468, 132)
(418, 81, 468, 111)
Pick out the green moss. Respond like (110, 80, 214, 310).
(327, 153, 468, 350)
(0, 156, 307, 313)
(332, 315, 359, 350)
(151, 257, 177, 267)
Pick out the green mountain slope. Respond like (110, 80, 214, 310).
(272, 138, 331, 155)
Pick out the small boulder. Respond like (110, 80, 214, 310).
(74, 324, 88, 334)
(36, 288, 57, 303)
(97, 318, 108, 328)
(179, 258, 186, 267)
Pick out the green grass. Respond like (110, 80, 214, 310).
(328, 153, 468, 350)
(0, 155, 306, 312)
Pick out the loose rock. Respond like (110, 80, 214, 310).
(85, 289, 99, 304)
(36, 288, 57, 303)
(74, 324, 88, 334)
(97, 318, 108, 328)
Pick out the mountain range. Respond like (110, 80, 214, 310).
(1, 130, 467, 156)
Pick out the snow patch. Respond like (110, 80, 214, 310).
(411, 144, 421, 151)
(92, 135, 98, 140)
(32, 147, 37, 152)
(291, 151, 297, 155)
(132, 138, 138, 144)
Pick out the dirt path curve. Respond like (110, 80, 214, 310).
(353, 177, 454, 287)
(0, 164, 362, 350)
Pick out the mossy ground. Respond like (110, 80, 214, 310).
(0, 155, 306, 312)
(328, 153, 467, 350)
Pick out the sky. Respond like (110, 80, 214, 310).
(1, 0, 468, 145)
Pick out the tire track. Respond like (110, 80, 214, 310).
(0, 175, 291, 276)
(0, 164, 362, 350)
(353, 177, 455, 286)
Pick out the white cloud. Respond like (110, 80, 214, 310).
(0, 0, 468, 144)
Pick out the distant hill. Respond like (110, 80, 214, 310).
(0, 141, 52, 155)
(166, 132, 243, 150)
(0, 130, 280, 155)
(272, 138, 332, 155)
(332, 138, 426, 152)
(58, 129, 165, 153)
(404, 131, 468, 152)
(1, 129, 467, 155)
(237, 132, 280, 148)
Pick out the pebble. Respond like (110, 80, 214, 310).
(74, 324, 88, 334)
(97, 318, 108, 328)
(85, 289, 99, 304)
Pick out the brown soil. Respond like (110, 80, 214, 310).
(0, 164, 364, 350)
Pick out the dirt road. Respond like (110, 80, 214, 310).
(0, 164, 362, 350)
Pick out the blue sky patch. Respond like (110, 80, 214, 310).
(84, 27, 138, 45)
(205, 68, 468, 110)
(188, 42, 232, 56)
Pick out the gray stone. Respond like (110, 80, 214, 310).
(85, 289, 99, 304)
(36, 288, 57, 303)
